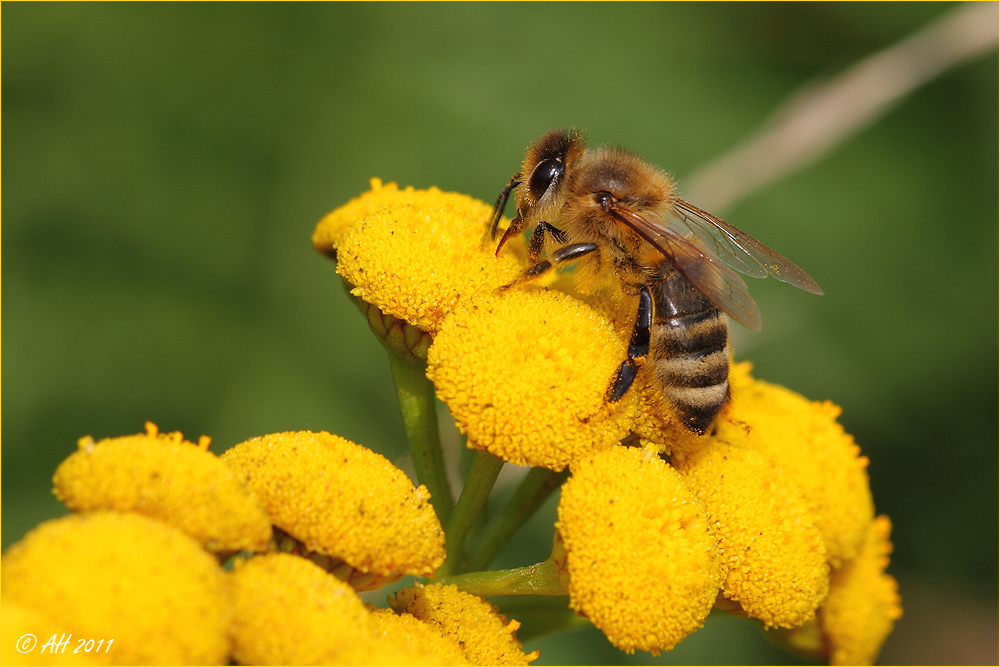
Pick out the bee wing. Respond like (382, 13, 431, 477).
(611, 207, 763, 331)
(670, 199, 824, 295)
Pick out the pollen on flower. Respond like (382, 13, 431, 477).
(229, 553, 378, 665)
(724, 362, 875, 567)
(221, 431, 445, 585)
(672, 438, 830, 629)
(389, 583, 539, 665)
(820, 515, 902, 666)
(328, 181, 523, 333)
(554, 445, 721, 655)
(52, 422, 272, 553)
(1, 511, 230, 665)
(426, 288, 637, 471)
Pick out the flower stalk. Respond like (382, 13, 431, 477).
(438, 449, 505, 577)
(439, 557, 566, 597)
(468, 467, 569, 572)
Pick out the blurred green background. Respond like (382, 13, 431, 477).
(3, 2, 996, 664)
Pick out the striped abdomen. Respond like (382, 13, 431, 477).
(649, 265, 731, 434)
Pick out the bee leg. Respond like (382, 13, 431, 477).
(606, 285, 652, 402)
(498, 242, 599, 292)
(527, 222, 568, 261)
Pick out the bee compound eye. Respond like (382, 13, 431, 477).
(528, 158, 564, 200)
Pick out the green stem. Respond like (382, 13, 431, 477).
(438, 450, 505, 577)
(493, 598, 589, 642)
(468, 467, 569, 572)
(387, 350, 454, 525)
(438, 557, 566, 596)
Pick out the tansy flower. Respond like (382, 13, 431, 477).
(426, 288, 637, 471)
(369, 608, 468, 666)
(672, 438, 830, 628)
(230, 552, 465, 665)
(229, 552, 376, 665)
(325, 180, 523, 335)
(52, 421, 272, 553)
(1, 511, 230, 665)
(2, 600, 101, 666)
(222, 430, 445, 590)
(389, 583, 539, 665)
(819, 515, 902, 665)
(723, 362, 875, 566)
(553, 444, 721, 655)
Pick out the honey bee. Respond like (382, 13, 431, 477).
(489, 129, 823, 434)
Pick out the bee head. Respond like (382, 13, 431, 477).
(515, 129, 586, 219)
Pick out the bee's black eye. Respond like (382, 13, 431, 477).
(528, 157, 564, 200)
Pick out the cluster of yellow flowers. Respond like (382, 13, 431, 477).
(314, 180, 902, 663)
(3, 179, 900, 665)
(2, 424, 537, 665)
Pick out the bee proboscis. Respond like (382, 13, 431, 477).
(489, 129, 823, 434)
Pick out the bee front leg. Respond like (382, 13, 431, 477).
(606, 285, 652, 402)
(498, 242, 599, 292)
(527, 222, 569, 261)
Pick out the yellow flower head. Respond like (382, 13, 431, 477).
(326, 180, 523, 334)
(389, 583, 539, 666)
(1, 511, 230, 665)
(820, 515, 902, 665)
(672, 438, 830, 628)
(427, 288, 637, 471)
(369, 608, 468, 666)
(554, 445, 720, 655)
(229, 552, 377, 665)
(2, 600, 102, 666)
(52, 422, 272, 553)
(222, 430, 445, 588)
(724, 362, 875, 567)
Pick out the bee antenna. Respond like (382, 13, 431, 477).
(490, 174, 520, 239)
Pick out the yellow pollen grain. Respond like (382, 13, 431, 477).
(427, 288, 636, 471)
(555, 445, 721, 655)
(389, 583, 538, 665)
(52, 422, 272, 553)
(221, 430, 445, 579)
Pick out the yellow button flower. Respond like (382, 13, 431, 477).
(672, 439, 830, 628)
(52, 422, 272, 553)
(820, 515, 902, 665)
(389, 583, 539, 665)
(222, 430, 445, 589)
(554, 445, 720, 655)
(327, 181, 523, 334)
(1, 600, 102, 666)
(724, 362, 875, 567)
(229, 552, 377, 665)
(369, 608, 468, 666)
(1, 511, 230, 665)
(427, 288, 637, 471)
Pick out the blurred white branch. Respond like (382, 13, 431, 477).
(685, 2, 999, 212)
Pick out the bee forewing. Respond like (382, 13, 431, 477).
(671, 199, 824, 295)
(611, 207, 764, 331)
